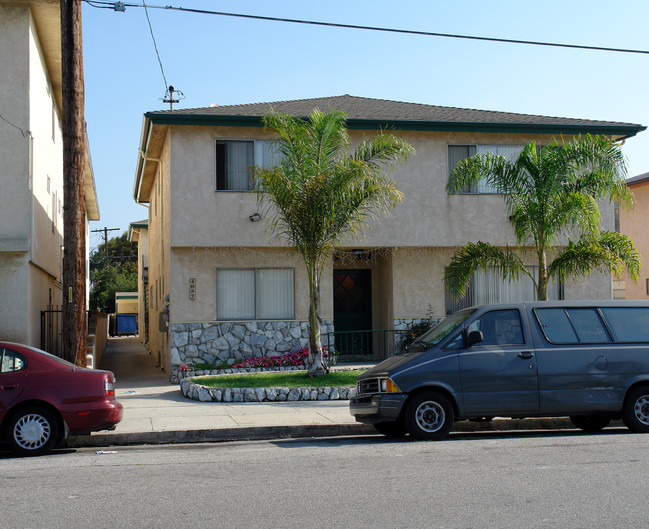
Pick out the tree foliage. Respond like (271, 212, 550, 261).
(89, 232, 138, 313)
(445, 134, 640, 300)
(255, 109, 413, 375)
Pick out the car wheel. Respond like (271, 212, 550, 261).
(373, 421, 408, 438)
(623, 386, 649, 433)
(404, 391, 454, 441)
(6, 407, 61, 456)
(569, 415, 611, 432)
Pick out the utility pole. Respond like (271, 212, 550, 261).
(61, 0, 86, 367)
(163, 85, 184, 110)
(91, 227, 120, 267)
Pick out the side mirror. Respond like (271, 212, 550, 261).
(467, 330, 484, 348)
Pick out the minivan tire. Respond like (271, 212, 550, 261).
(623, 386, 649, 433)
(404, 391, 454, 441)
(569, 415, 611, 432)
(373, 421, 408, 438)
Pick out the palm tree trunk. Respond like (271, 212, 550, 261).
(307, 267, 327, 376)
(537, 250, 548, 301)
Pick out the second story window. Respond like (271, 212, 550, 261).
(216, 140, 254, 191)
(215, 140, 283, 191)
(448, 145, 523, 194)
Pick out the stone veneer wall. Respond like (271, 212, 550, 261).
(170, 320, 334, 367)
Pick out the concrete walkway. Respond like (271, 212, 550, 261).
(66, 336, 607, 449)
(67, 336, 373, 448)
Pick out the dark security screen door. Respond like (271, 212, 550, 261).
(333, 270, 372, 357)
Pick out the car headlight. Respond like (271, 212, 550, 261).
(380, 378, 400, 393)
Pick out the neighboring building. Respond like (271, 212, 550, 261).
(619, 172, 649, 300)
(132, 95, 644, 373)
(129, 219, 149, 346)
(0, 0, 99, 350)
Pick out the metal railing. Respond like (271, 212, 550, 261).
(40, 307, 62, 356)
(322, 329, 412, 363)
(40, 308, 91, 358)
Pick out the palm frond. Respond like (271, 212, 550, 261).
(444, 242, 530, 299)
(548, 231, 641, 282)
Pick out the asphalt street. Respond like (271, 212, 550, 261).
(1, 429, 647, 529)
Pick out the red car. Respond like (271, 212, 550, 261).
(0, 341, 123, 456)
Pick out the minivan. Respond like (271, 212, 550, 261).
(350, 301, 649, 440)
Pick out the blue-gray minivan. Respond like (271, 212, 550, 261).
(350, 301, 649, 439)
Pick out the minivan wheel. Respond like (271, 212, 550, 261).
(569, 415, 611, 432)
(623, 386, 649, 433)
(373, 421, 408, 438)
(6, 407, 60, 456)
(404, 391, 454, 441)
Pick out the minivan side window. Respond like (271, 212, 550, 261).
(535, 308, 611, 344)
(600, 308, 649, 342)
(467, 309, 524, 346)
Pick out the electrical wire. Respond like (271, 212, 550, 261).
(82, 0, 649, 56)
(0, 113, 27, 137)
(142, 0, 169, 93)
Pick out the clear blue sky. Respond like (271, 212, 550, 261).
(82, 0, 649, 248)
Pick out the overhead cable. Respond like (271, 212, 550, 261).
(82, 0, 649, 56)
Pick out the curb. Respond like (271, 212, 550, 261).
(65, 418, 625, 450)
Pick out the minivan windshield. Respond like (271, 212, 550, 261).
(410, 308, 476, 348)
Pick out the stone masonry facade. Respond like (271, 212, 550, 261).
(170, 320, 334, 367)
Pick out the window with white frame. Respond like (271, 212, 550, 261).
(448, 145, 523, 194)
(216, 268, 295, 320)
(215, 140, 283, 191)
(445, 266, 561, 315)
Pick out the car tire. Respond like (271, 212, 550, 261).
(6, 407, 61, 456)
(373, 421, 408, 438)
(569, 415, 611, 432)
(622, 386, 649, 433)
(403, 391, 454, 441)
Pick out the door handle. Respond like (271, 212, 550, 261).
(518, 351, 534, 359)
(0, 385, 17, 390)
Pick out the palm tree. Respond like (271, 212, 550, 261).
(445, 134, 640, 301)
(255, 109, 413, 376)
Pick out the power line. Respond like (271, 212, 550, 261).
(141, 0, 169, 93)
(83, 0, 649, 56)
(0, 113, 28, 137)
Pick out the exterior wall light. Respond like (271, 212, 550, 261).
(249, 213, 262, 222)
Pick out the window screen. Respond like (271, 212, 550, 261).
(216, 268, 294, 320)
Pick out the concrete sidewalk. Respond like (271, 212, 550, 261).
(66, 336, 600, 449)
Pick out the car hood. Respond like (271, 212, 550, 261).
(359, 352, 424, 378)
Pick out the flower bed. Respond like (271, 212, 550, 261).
(171, 347, 337, 384)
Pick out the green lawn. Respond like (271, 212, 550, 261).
(194, 370, 364, 388)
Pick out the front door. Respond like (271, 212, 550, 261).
(333, 270, 372, 357)
(459, 308, 539, 416)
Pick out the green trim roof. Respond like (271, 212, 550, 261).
(144, 94, 645, 137)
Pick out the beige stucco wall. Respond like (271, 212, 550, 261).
(139, 117, 623, 373)
(115, 295, 138, 315)
(134, 227, 149, 345)
(0, 4, 30, 242)
(170, 247, 333, 324)
(620, 181, 649, 299)
(0, 5, 65, 346)
(146, 132, 172, 369)
(166, 126, 613, 249)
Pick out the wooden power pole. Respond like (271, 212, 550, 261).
(61, 0, 87, 367)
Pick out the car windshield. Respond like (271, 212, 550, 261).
(412, 308, 476, 347)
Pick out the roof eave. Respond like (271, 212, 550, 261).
(144, 112, 646, 138)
